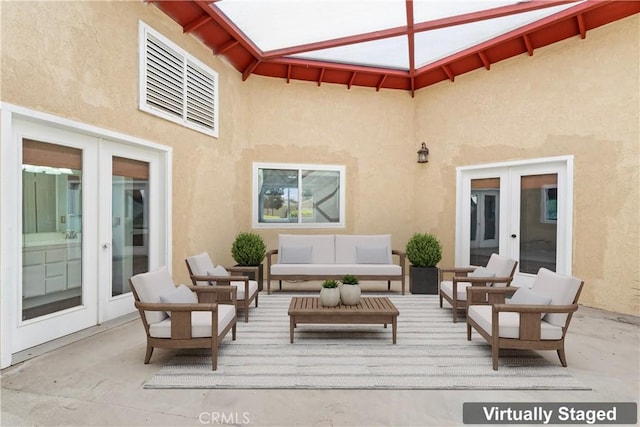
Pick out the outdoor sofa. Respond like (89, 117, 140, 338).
(265, 234, 406, 294)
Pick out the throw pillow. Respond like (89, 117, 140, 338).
(159, 284, 198, 317)
(207, 265, 230, 286)
(279, 245, 313, 264)
(355, 246, 389, 264)
(468, 266, 496, 286)
(507, 287, 553, 318)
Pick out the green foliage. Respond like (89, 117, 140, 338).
(231, 232, 266, 266)
(322, 280, 339, 288)
(406, 233, 442, 267)
(341, 275, 359, 285)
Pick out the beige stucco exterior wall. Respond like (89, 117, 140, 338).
(414, 14, 640, 315)
(2, 2, 638, 315)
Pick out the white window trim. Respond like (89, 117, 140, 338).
(252, 162, 346, 229)
(138, 21, 219, 137)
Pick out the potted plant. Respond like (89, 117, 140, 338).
(231, 232, 267, 291)
(339, 274, 361, 305)
(406, 232, 442, 294)
(319, 280, 340, 307)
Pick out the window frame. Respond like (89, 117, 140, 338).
(138, 21, 219, 137)
(252, 162, 346, 229)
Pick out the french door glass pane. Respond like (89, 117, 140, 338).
(111, 157, 149, 297)
(22, 140, 83, 320)
(470, 178, 500, 266)
(519, 174, 557, 273)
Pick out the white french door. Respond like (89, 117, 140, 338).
(4, 113, 170, 357)
(456, 157, 573, 287)
(98, 142, 168, 321)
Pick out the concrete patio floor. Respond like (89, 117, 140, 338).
(1, 287, 639, 427)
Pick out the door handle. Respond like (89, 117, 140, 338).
(511, 234, 517, 238)
(102, 243, 111, 249)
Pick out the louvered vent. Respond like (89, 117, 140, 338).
(140, 23, 218, 137)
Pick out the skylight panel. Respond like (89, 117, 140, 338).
(291, 35, 409, 70)
(414, 2, 584, 67)
(413, 0, 520, 22)
(215, 0, 407, 52)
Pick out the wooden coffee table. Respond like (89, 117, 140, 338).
(288, 297, 399, 344)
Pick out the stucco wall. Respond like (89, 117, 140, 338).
(414, 14, 640, 315)
(2, 2, 638, 315)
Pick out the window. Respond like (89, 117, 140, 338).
(139, 21, 219, 137)
(253, 163, 345, 228)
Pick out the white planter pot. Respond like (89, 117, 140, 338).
(340, 284, 361, 305)
(319, 287, 340, 307)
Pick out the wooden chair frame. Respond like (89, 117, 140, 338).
(465, 284, 584, 370)
(439, 261, 518, 323)
(186, 261, 259, 323)
(130, 281, 237, 370)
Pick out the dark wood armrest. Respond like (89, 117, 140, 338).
(493, 303, 578, 314)
(135, 301, 217, 312)
(466, 286, 518, 305)
(441, 267, 475, 274)
(227, 265, 259, 275)
(187, 285, 237, 305)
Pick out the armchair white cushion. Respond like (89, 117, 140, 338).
(149, 305, 237, 338)
(186, 252, 259, 322)
(131, 266, 175, 324)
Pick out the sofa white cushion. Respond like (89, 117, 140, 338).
(508, 286, 552, 306)
(278, 234, 335, 264)
(468, 305, 563, 340)
(271, 263, 401, 276)
(230, 280, 259, 300)
(159, 284, 198, 316)
(355, 246, 390, 264)
(530, 268, 582, 327)
(279, 245, 313, 264)
(130, 266, 175, 324)
(335, 235, 392, 264)
(149, 304, 236, 338)
(440, 280, 471, 301)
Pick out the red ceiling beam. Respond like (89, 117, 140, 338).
(478, 51, 491, 70)
(193, 0, 263, 57)
(318, 68, 325, 87)
(442, 65, 455, 82)
(242, 59, 260, 81)
(183, 15, 212, 33)
(376, 75, 388, 92)
(577, 13, 587, 39)
(523, 34, 534, 56)
(215, 39, 239, 56)
(267, 57, 408, 78)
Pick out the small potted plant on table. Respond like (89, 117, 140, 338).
(340, 274, 361, 305)
(319, 280, 340, 307)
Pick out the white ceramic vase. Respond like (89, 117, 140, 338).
(319, 287, 340, 307)
(340, 284, 361, 305)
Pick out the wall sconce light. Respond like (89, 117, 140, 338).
(417, 142, 429, 163)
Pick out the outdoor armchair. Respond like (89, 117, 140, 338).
(186, 252, 259, 322)
(466, 267, 584, 370)
(129, 266, 237, 371)
(439, 253, 518, 322)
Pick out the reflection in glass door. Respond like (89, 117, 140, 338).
(21, 140, 83, 321)
(111, 157, 149, 297)
(470, 178, 500, 267)
(519, 174, 557, 273)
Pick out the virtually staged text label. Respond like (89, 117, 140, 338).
(463, 403, 637, 425)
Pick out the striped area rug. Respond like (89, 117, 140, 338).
(144, 294, 590, 390)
